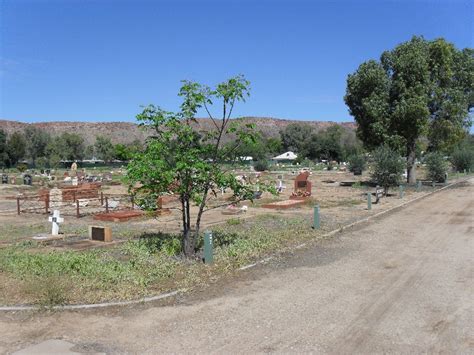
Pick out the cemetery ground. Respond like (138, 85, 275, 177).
(0, 168, 470, 308)
(0, 177, 472, 353)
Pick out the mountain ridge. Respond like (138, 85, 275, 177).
(0, 117, 356, 146)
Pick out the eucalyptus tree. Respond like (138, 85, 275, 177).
(345, 36, 473, 183)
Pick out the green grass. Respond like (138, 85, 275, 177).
(0, 214, 330, 306)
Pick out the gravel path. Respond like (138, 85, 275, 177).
(1, 179, 473, 354)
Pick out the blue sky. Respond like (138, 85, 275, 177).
(0, 0, 472, 123)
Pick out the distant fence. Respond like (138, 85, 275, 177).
(15, 192, 136, 218)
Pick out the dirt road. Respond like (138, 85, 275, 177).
(1, 180, 473, 354)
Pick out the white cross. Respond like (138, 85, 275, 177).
(48, 210, 64, 236)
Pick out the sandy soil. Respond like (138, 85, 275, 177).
(1, 178, 472, 354)
(0, 170, 433, 244)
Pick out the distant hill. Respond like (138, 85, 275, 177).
(0, 117, 356, 146)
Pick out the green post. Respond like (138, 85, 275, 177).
(416, 180, 421, 192)
(464, 169, 467, 175)
(367, 192, 372, 210)
(313, 205, 320, 229)
(399, 185, 404, 199)
(204, 231, 213, 264)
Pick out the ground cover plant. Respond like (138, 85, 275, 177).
(0, 214, 332, 307)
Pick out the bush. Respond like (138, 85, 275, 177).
(253, 160, 269, 172)
(16, 163, 28, 172)
(371, 145, 405, 194)
(348, 154, 366, 175)
(424, 152, 448, 182)
(451, 148, 474, 172)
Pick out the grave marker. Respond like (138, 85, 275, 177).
(89, 226, 112, 242)
(23, 174, 32, 185)
(291, 171, 312, 199)
(313, 205, 320, 229)
(204, 231, 213, 264)
(48, 210, 64, 236)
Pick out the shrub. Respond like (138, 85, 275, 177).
(253, 160, 269, 172)
(371, 145, 405, 194)
(450, 148, 474, 172)
(424, 152, 448, 182)
(16, 163, 28, 172)
(348, 154, 366, 175)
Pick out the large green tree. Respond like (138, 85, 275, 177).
(280, 123, 313, 154)
(24, 126, 50, 166)
(127, 76, 266, 257)
(7, 132, 27, 166)
(46, 132, 85, 163)
(306, 126, 344, 162)
(94, 136, 115, 163)
(345, 36, 473, 183)
(0, 129, 9, 168)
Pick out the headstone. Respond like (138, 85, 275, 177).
(23, 174, 32, 185)
(48, 210, 64, 236)
(277, 179, 284, 193)
(71, 162, 78, 173)
(72, 177, 78, 186)
(89, 225, 112, 242)
(49, 187, 63, 208)
(1, 174, 8, 184)
(292, 171, 312, 198)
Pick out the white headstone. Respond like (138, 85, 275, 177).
(72, 177, 78, 186)
(48, 210, 64, 236)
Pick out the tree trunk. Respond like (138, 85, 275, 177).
(406, 141, 417, 184)
(183, 228, 195, 257)
(181, 196, 195, 257)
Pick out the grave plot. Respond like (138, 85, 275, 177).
(262, 199, 306, 209)
(13, 183, 141, 219)
(93, 210, 145, 222)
